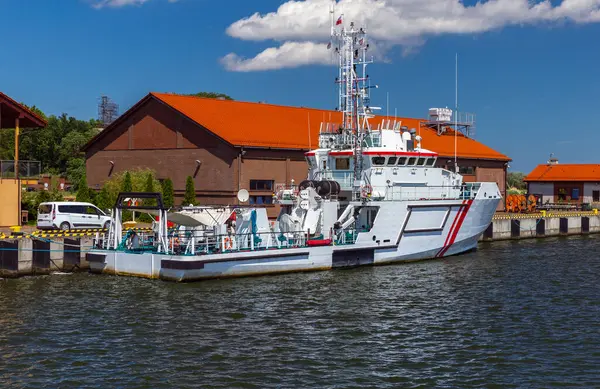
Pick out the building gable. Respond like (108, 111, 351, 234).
(85, 95, 233, 156)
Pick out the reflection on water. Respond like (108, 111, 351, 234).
(1, 236, 599, 388)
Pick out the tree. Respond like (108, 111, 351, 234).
(507, 172, 526, 191)
(76, 176, 91, 202)
(66, 158, 86, 191)
(138, 172, 156, 222)
(122, 171, 133, 192)
(96, 185, 111, 212)
(162, 178, 174, 208)
(187, 92, 233, 100)
(144, 172, 154, 193)
(183, 176, 197, 206)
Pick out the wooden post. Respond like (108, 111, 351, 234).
(14, 117, 19, 179)
(15, 117, 21, 227)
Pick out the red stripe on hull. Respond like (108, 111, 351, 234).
(434, 200, 466, 258)
(437, 199, 473, 258)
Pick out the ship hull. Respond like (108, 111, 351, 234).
(87, 189, 500, 282)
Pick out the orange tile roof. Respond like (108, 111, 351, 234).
(145, 93, 509, 161)
(525, 164, 600, 182)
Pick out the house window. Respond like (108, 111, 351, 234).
(557, 188, 567, 201)
(372, 157, 385, 166)
(335, 158, 350, 170)
(249, 195, 273, 205)
(250, 180, 274, 191)
(459, 166, 476, 175)
(593, 190, 600, 202)
(572, 188, 580, 200)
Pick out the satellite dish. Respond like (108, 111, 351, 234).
(300, 200, 310, 210)
(237, 189, 249, 203)
(300, 189, 309, 199)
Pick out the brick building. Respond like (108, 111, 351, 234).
(83, 93, 511, 215)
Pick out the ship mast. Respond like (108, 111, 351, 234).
(331, 17, 374, 200)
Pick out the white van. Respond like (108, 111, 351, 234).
(37, 202, 111, 230)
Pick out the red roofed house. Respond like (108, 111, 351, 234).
(524, 157, 600, 205)
(83, 93, 511, 216)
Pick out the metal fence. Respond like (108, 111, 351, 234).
(0, 160, 41, 178)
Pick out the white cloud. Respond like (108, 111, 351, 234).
(222, 0, 600, 71)
(221, 41, 333, 72)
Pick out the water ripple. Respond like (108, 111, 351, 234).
(1, 235, 599, 388)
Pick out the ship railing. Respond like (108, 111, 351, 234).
(365, 183, 481, 201)
(95, 225, 357, 255)
(163, 229, 328, 256)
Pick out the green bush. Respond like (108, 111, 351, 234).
(76, 176, 91, 202)
(161, 178, 174, 209)
(183, 176, 197, 206)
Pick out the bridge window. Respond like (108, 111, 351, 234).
(335, 158, 350, 170)
(417, 158, 426, 166)
(372, 157, 385, 166)
(397, 157, 407, 166)
(407, 157, 417, 166)
(426, 158, 435, 167)
(387, 157, 397, 166)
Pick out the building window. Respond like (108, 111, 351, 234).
(250, 180, 274, 191)
(372, 157, 385, 166)
(572, 188, 580, 200)
(249, 195, 273, 205)
(335, 158, 350, 170)
(459, 166, 476, 175)
(557, 188, 567, 201)
(593, 190, 600, 202)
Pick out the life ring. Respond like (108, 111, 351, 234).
(361, 185, 373, 198)
(223, 236, 233, 250)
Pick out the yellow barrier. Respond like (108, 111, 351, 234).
(493, 210, 599, 220)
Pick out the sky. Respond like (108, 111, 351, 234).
(1, 0, 600, 173)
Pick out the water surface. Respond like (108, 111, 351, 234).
(1, 236, 599, 388)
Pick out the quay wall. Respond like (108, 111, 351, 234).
(480, 212, 600, 242)
(0, 236, 94, 278)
